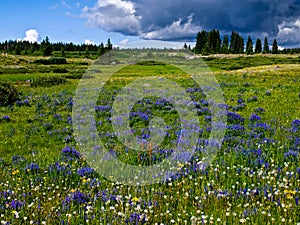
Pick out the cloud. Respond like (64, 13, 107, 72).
(118, 39, 129, 45)
(62, 1, 71, 9)
(23, 29, 40, 43)
(81, 0, 300, 45)
(142, 15, 201, 41)
(85, 39, 95, 45)
(82, 0, 141, 35)
(277, 18, 300, 45)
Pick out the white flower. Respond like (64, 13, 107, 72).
(240, 218, 246, 223)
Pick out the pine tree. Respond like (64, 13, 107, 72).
(98, 42, 105, 56)
(272, 39, 279, 54)
(60, 46, 66, 57)
(230, 31, 244, 54)
(263, 36, 269, 54)
(106, 38, 113, 50)
(221, 35, 229, 53)
(246, 36, 253, 55)
(255, 38, 262, 53)
(195, 30, 207, 54)
(15, 43, 21, 55)
(41, 36, 52, 56)
(183, 43, 188, 49)
(238, 36, 244, 54)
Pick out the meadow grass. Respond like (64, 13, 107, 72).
(0, 52, 299, 224)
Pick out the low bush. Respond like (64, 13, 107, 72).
(31, 76, 67, 87)
(34, 57, 67, 65)
(53, 68, 68, 73)
(0, 82, 19, 106)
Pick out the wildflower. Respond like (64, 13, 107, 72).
(11, 210, 19, 218)
(24, 163, 40, 172)
(77, 167, 95, 177)
(291, 119, 300, 132)
(249, 114, 261, 122)
(62, 146, 81, 160)
(132, 197, 139, 202)
(12, 170, 19, 175)
(1, 115, 11, 121)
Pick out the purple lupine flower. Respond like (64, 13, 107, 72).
(10, 200, 25, 209)
(2, 115, 11, 121)
(62, 146, 81, 159)
(249, 114, 261, 122)
(12, 155, 24, 164)
(24, 163, 40, 172)
(284, 150, 298, 158)
(65, 191, 89, 205)
(77, 167, 95, 177)
(53, 114, 62, 120)
(227, 111, 244, 124)
(291, 119, 300, 132)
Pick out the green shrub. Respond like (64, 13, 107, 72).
(31, 76, 67, 87)
(34, 57, 67, 65)
(48, 57, 67, 64)
(63, 73, 94, 79)
(0, 82, 19, 106)
(53, 68, 68, 73)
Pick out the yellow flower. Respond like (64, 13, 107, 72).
(71, 189, 76, 193)
(12, 170, 19, 175)
(132, 197, 139, 202)
(178, 163, 184, 168)
(284, 190, 296, 195)
(284, 190, 296, 199)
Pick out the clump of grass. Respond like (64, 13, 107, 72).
(31, 76, 68, 87)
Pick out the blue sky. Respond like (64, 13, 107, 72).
(1, 0, 299, 47)
(0, 0, 141, 46)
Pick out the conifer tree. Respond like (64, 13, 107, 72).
(263, 36, 269, 54)
(255, 38, 262, 53)
(272, 39, 279, 54)
(246, 36, 253, 55)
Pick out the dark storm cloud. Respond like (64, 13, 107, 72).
(82, 0, 300, 45)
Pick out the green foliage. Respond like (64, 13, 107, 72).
(0, 82, 19, 106)
(34, 57, 67, 65)
(53, 68, 68, 73)
(230, 31, 244, 54)
(31, 75, 68, 87)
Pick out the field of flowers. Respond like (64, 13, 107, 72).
(0, 52, 300, 224)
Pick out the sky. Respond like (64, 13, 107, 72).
(0, 0, 299, 48)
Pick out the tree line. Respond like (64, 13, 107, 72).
(0, 37, 113, 57)
(187, 30, 300, 55)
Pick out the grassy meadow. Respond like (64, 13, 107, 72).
(0, 51, 300, 224)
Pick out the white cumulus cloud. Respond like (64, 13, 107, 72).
(85, 39, 95, 45)
(82, 0, 141, 35)
(142, 15, 201, 41)
(23, 29, 40, 43)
